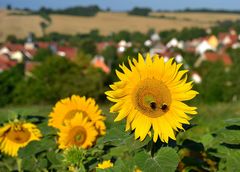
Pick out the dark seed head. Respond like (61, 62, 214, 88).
(160, 103, 168, 111)
(150, 102, 157, 110)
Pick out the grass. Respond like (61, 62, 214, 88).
(0, 101, 240, 125)
(1, 9, 240, 42)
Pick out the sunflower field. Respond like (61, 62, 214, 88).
(0, 54, 240, 172)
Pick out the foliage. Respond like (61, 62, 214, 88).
(0, 64, 24, 107)
(195, 61, 228, 103)
(0, 100, 240, 171)
(32, 5, 101, 17)
(5, 35, 18, 43)
(128, 7, 152, 16)
(79, 39, 97, 56)
(34, 48, 53, 62)
(12, 56, 107, 104)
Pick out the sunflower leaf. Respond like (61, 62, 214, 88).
(134, 147, 180, 172)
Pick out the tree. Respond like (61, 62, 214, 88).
(128, 7, 152, 16)
(34, 48, 53, 62)
(79, 39, 97, 56)
(6, 4, 12, 10)
(6, 35, 17, 43)
(195, 61, 227, 103)
(0, 64, 24, 106)
(102, 46, 117, 66)
(40, 22, 48, 36)
(13, 57, 107, 104)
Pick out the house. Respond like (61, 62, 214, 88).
(175, 54, 183, 63)
(166, 38, 178, 48)
(207, 35, 219, 49)
(196, 40, 214, 55)
(191, 72, 202, 84)
(57, 46, 77, 60)
(91, 55, 110, 74)
(96, 41, 114, 53)
(149, 43, 166, 57)
(195, 51, 232, 67)
(150, 33, 160, 42)
(144, 40, 152, 47)
(117, 40, 132, 53)
(218, 31, 238, 46)
(0, 54, 17, 72)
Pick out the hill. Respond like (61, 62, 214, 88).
(0, 9, 240, 42)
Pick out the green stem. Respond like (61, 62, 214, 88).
(17, 158, 22, 172)
(151, 140, 155, 157)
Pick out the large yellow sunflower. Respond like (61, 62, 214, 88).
(58, 113, 98, 149)
(0, 121, 42, 157)
(105, 54, 198, 143)
(48, 95, 106, 135)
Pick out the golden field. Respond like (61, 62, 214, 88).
(0, 9, 240, 42)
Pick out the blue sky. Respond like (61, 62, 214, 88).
(0, 0, 240, 11)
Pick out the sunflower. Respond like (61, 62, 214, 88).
(0, 121, 42, 157)
(97, 160, 113, 169)
(48, 95, 106, 135)
(58, 113, 98, 149)
(105, 53, 198, 143)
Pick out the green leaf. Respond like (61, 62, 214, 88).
(18, 137, 57, 158)
(47, 151, 62, 165)
(21, 156, 37, 171)
(111, 158, 133, 172)
(215, 129, 240, 144)
(143, 147, 179, 172)
(224, 118, 240, 126)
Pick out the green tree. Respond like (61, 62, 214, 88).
(79, 39, 97, 56)
(0, 64, 24, 106)
(34, 48, 53, 62)
(128, 7, 152, 16)
(101, 45, 117, 68)
(13, 57, 106, 104)
(195, 61, 227, 103)
(6, 35, 17, 43)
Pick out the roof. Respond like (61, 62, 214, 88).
(3, 43, 24, 51)
(57, 46, 77, 60)
(96, 41, 114, 52)
(0, 54, 17, 70)
(204, 52, 232, 65)
(92, 57, 110, 74)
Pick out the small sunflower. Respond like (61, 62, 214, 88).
(48, 95, 106, 135)
(105, 53, 198, 143)
(97, 160, 113, 169)
(58, 113, 98, 149)
(0, 121, 42, 157)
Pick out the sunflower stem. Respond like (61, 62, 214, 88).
(16, 158, 23, 172)
(150, 140, 155, 157)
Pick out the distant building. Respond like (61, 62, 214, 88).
(91, 55, 110, 74)
(195, 51, 232, 67)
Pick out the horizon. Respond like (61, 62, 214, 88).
(1, 0, 240, 11)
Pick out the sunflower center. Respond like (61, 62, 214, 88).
(133, 78, 172, 118)
(63, 110, 88, 124)
(69, 126, 87, 146)
(6, 127, 31, 144)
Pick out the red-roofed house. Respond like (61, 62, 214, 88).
(96, 41, 114, 53)
(0, 54, 17, 72)
(195, 51, 232, 67)
(91, 56, 110, 74)
(57, 46, 77, 60)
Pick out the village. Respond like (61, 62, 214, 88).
(0, 28, 239, 84)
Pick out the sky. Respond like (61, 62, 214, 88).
(0, 0, 240, 11)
